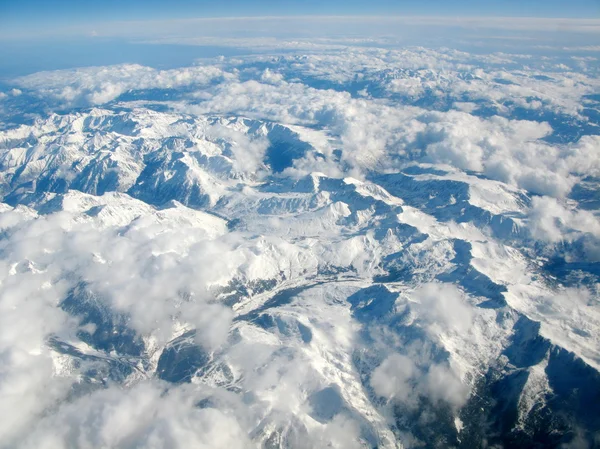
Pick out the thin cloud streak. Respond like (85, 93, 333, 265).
(2, 15, 600, 41)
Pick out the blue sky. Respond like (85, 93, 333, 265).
(1, 0, 599, 40)
(1, 0, 599, 28)
(0, 0, 599, 78)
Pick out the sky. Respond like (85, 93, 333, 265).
(0, 0, 599, 78)
(2, 0, 599, 32)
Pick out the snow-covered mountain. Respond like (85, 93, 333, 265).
(0, 47, 599, 449)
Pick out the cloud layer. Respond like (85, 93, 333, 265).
(8, 46, 599, 200)
(0, 43, 599, 448)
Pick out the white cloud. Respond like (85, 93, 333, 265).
(16, 64, 231, 107)
(370, 353, 417, 403)
(411, 282, 474, 335)
(1, 42, 599, 448)
(0, 193, 388, 447)
(370, 352, 469, 410)
(0, 199, 246, 445)
(21, 382, 252, 449)
(424, 363, 470, 408)
(527, 196, 600, 261)
(207, 124, 270, 176)
(6, 15, 599, 43)
(369, 283, 472, 410)
(10, 47, 600, 199)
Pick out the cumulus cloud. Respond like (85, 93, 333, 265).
(1, 42, 599, 448)
(9, 47, 600, 199)
(0, 200, 243, 445)
(370, 352, 469, 410)
(369, 284, 472, 411)
(207, 124, 270, 176)
(370, 353, 417, 403)
(186, 60, 595, 197)
(0, 194, 383, 447)
(412, 282, 474, 334)
(528, 196, 600, 261)
(0, 211, 77, 443)
(15, 64, 231, 107)
(21, 382, 251, 449)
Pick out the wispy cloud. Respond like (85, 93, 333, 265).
(3, 15, 600, 41)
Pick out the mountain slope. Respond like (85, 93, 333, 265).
(0, 104, 599, 448)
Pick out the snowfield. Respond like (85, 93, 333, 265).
(0, 45, 599, 448)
